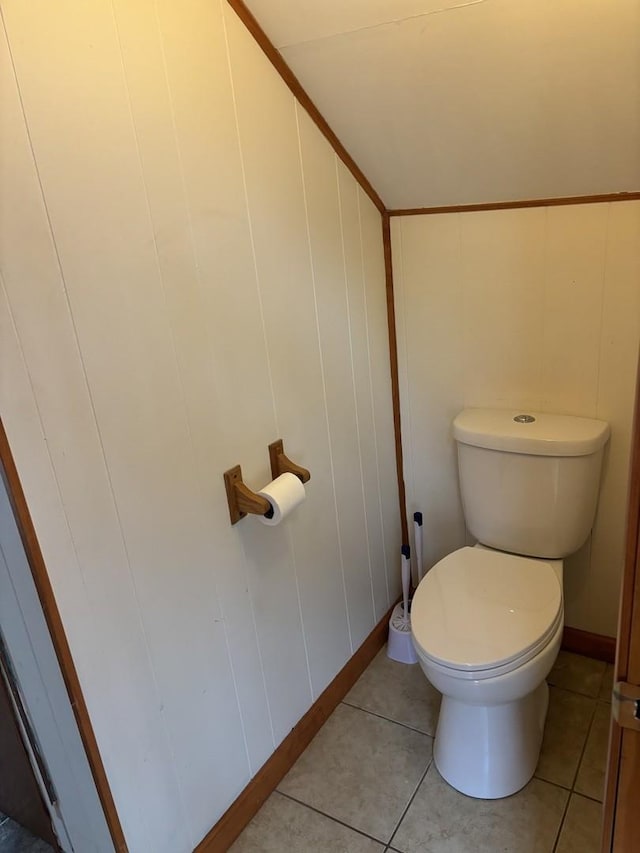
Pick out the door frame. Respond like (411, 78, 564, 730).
(0, 419, 127, 852)
(602, 358, 640, 850)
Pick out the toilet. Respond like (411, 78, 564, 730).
(410, 408, 610, 799)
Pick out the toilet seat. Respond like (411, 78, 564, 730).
(411, 547, 562, 678)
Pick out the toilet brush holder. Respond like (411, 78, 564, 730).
(387, 602, 418, 665)
(388, 545, 418, 664)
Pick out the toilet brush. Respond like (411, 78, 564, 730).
(387, 545, 418, 664)
(414, 512, 424, 584)
(401, 544, 411, 624)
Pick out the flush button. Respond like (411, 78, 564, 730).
(513, 414, 536, 424)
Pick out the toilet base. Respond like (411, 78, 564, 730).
(433, 680, 549, 799)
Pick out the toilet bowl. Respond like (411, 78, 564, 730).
(409, 408, 609, 800)
(411, 545, 563, 798)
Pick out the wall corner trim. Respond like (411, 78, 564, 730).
(0, 420, 128, 853)
(388, 191, 640, 217)
(382, 213, 409, 547)
(193, 599, 398, 852)
(225, 0, 386, 215)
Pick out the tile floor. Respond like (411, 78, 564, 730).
(232, 649, 612, 853)
(0, 813, 53, 853)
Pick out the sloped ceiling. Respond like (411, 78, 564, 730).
(243, 0, 640, 209)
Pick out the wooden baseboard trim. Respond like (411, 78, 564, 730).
(388, 191, 640, 217)
(194, 601, 396, 852)
(561, 626, 616, 664)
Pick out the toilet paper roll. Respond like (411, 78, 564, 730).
(257, 472, 306, 526)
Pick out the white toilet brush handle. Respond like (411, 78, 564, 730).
(401, 545, 411, 624)
(414, 512, 423, 584)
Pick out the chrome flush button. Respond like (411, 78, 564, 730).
(513, 414, 536, 423)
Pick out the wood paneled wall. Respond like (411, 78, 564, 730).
(0, 2, 399, 850)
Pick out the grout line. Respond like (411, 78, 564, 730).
(572, 791, 604, 805)
(340, 700, 436, 738)
(551, 789, 573, 853)
(568, 696, 599, 792)
(275, 791, 389, 847)
(387, 759, 433, 848)
(595, 658, 610, 700)
(546, 680, 604, 701)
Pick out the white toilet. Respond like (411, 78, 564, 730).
(410, 408, 610, 799)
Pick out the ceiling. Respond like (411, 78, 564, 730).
(243, 0, 640, 209)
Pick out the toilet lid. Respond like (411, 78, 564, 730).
(411, 547, 562, 672)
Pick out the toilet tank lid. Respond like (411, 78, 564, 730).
(453, 409, 610, 456)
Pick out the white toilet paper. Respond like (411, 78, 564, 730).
(257, 472, 306, 526)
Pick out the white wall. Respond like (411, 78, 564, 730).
(247, 0, 640, 208)
(0, 2, 399, 851)
(392, 202, 640, 638)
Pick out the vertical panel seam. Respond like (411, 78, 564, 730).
(148, 0, 252, 780)
(0, 281, 101, 799)
(357, 190, 390, 610)
(295, 102, 353, 658)
(595, 204, 613, 420)
(0, 15, 185, 847)
(107, 3, 217, 842)
(540, 206, 551, 413)
(396, 219, 416, 517)
(453, 213, 473, 544)
(336, 160, 377, 626)
(221, 0, 281, 748)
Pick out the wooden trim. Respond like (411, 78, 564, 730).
(621, 358, 640, 686)
(602, 356, 640, 850)
(382, 213, 409, 548)
(561, 626, 616, 664)
(388, 191, 640, 217)
(0, 420, 128, 853)
(225, 0, 385, 215)
(194, 600, 396, 852)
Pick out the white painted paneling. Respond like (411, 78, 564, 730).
(393, 201, 640, 636)
(0, 19, 190, 851)
(295, 105, 368, 658)
(108, 0, 274, 837)
(223, 6, 324, 725)
(1, 2, 396, 849)
(151, 0, 275, 779)
(337, 164, 389, 627)
(3, 2, 252, 846)
(396, 214, 466, 572)
(257, 0, 640, 208)
(541, 205, 609, 417)
(358, 193, 401, 601)
(459, 208, 547, 412)
(581, 201, 640, 634)
(0, 478, 113, 852)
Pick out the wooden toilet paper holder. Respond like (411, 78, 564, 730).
(223, 439, 310, 525)
(268, 439, 310, 484)
(223, 465, 271, 525)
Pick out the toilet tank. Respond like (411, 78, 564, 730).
(453, 409, 610, 559)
